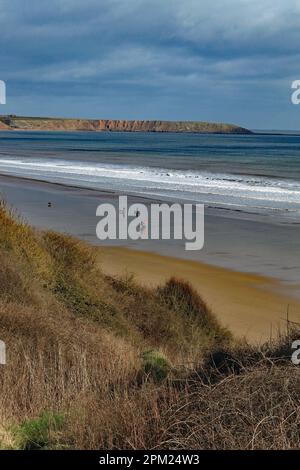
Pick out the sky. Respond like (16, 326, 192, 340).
(1, 0, 300, 130)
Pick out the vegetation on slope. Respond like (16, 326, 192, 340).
(0, 202, 298, 450)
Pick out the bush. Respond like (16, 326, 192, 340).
(141, 350, 171, 382)
(13, 411, 65, 450)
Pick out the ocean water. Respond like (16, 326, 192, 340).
(0, 130, 300, 223)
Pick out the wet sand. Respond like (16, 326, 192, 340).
(99, 247, 300, 343)
(0, 174, 299, 284)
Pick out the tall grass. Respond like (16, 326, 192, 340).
(0, 202, 299, 449)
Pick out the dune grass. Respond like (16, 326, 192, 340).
(0, 201, 299, 449)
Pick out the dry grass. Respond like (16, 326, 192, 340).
(0, 202, 299, 449)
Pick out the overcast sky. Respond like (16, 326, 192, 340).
(1, 0, 300, 129)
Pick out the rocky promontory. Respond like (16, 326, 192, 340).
(0, 116, 252, 134)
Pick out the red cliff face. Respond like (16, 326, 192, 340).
(96, 119, 252, 133)
(0, 121, 10, 130)
(0, 117, 252, 134)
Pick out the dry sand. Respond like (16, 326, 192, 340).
(98, 247, 300, 344)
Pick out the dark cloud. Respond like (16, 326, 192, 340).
(0, 0, 300, 129)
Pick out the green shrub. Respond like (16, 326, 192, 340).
(141, 350, 171, 382)
(13, 411, 65, 450)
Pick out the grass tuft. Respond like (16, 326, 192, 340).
(141, 350, 171, 383)
(13, 411, 65, 450)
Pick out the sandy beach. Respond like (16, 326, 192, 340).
(0, 173, 299, 343)
(99, 246, 300, 343)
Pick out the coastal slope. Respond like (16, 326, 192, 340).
(0, 201, 299, 450)
(0, 115, 252, 134)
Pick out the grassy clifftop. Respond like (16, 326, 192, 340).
(0, 115, 252, 134)
(0, 203, 298, 450)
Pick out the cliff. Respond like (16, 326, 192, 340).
(0, 116, 252, 134)
(0, 120, 10, 130)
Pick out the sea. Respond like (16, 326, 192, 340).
(0, 130, 299, 223)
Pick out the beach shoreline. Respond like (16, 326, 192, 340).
(0, 172, 299, 281)
(1, 172, 300, 342)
